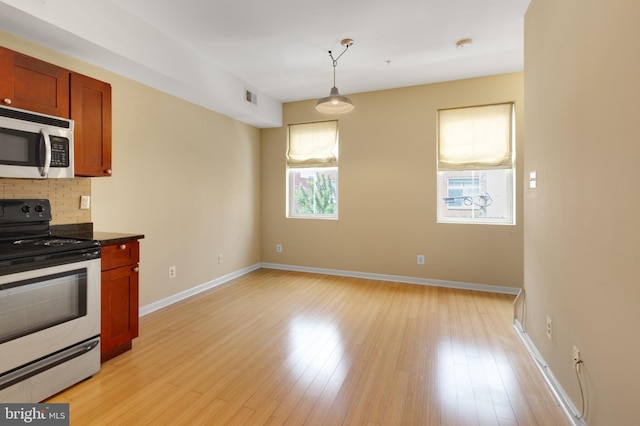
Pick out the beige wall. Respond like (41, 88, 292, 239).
(261, 73, 524, 288)
(91, 78, 262, 306)
(0, 31, 262, 307)
(524, 0, 640, 424)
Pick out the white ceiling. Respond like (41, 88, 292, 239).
(0, 0, 530, 127)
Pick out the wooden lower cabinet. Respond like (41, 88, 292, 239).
(101, 241, 140, 363)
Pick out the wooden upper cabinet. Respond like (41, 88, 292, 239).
(0, 46, 113, 177)
(70, 72, 112, 177)
(0, 47, 70, 118)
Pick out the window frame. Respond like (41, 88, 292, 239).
(436, 103, 515, 225)
(286, 121, 339, 220)
(287, 167, 339, 219)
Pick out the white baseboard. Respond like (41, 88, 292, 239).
(139, 263, 262, 316)
(261, 262, 520, 295)
(513, 320, 588, 426)
(140, 262, 519, 317)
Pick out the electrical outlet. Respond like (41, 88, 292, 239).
(276, 244, 282, 253)
(573, 345, 581, 363)
(218, 254, 223, 264)
(169, 266, 176, 279)
(573, 345, 582, 373)
(80, 195, 91, 210)
(417, 254, 425, 265)
(546, 316, 553, 340)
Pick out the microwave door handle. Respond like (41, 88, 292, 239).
(40, 129, 51, 177)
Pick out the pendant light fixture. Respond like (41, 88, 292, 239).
(316, 38, 354, 114)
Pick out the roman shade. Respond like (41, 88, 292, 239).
(438, 103, 514, 170)
(287, 121, 338, 168)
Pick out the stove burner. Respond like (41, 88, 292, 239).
(0, 200, 100, 274)
(13, 238, 83, 247)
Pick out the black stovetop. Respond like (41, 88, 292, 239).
(0, 199, 100, 265)
(0, 236, 100, 262)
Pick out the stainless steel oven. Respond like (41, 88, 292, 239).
(0, 199, 100, 402)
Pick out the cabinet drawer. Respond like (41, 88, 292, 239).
(101, 241, 139, 271)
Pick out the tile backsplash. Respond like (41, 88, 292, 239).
(0, 178, 91, 224)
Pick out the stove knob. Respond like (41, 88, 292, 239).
(34, 204, 44, 213)
(21, 205, 31, 214)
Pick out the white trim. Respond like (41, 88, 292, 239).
(139, 263, 261, 316)
(513, 320, 588, 426)
(140, 262, 520, 317)
(261, 262, 520, 295)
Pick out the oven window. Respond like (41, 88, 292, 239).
(0, 269, 87, 344)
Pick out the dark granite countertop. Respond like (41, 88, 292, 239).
(51, 223, 144, 246)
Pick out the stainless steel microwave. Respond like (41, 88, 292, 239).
(0, 105, 74, 179)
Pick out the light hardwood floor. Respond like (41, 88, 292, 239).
(48, 269, 568, 425)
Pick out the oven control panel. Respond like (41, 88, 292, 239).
(0, 199, 52, 222)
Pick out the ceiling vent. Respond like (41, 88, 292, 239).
(245, 89, 257, 105)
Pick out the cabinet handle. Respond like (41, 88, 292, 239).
(105, 169, 112, 175)
(3, 98, 11, 105)
(133, 266, 140, 273)
(119, 244, 126, 250)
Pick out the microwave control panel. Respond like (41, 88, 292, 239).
(50, 136, 70, 167)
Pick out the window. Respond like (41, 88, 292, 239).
(287, 121, 338, 219)
(437, 103, 515, 224)
(445, 177, 481, 208)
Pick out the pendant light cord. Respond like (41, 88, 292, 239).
(328, 43, 350, 87)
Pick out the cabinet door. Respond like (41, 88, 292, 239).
(0, 47, 70, 117)
(70, 72, 112, 177)
(101, 264, 139, 358)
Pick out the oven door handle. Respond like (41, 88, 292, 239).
(40, 129, 52, 177)
(0, 337, 99, 391)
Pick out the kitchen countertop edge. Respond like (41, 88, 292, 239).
(88, 232, 145, 246)
(52, 223, 144, 246)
